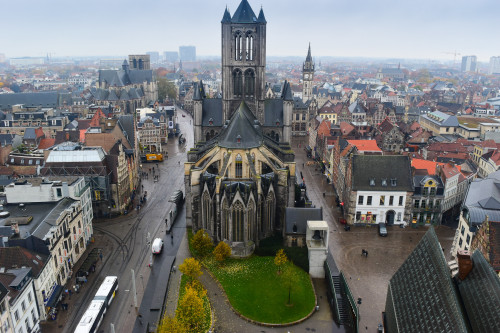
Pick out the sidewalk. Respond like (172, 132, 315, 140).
(40, 231, 114, 332)
(163, 231, 190, 317)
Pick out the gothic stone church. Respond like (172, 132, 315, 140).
(185, 0, 296, 255)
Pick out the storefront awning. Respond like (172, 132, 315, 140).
(46, 285, 63, 309)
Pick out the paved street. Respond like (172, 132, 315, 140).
(41, 109, 194, 333)
(291, 136, 456, 331)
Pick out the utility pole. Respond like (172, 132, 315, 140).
(131, 269, 138, 314)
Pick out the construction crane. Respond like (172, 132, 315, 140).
(442, 51, 461, 66)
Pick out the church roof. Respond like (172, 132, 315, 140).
(281, 81, 293, 101)
(218, 101, 262, 148)
(193, 81, 205, 101)
(231, 0, 257, 23)
(264, 99, 283, 127)
(202, 98, 223, 126)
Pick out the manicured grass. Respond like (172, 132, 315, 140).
(178, 274, 211, 332)
(187, 228, 315, 324)
(204, 255, 315, 324)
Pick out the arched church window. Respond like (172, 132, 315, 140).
(222, 199, 229, 240)
(133, 59, 137, 68)
(232, 201, 244, 242)
(247, 200, 255, 241)
(233, 69, 242, 96)
(264, 191, 275, 233)
(234, 33, 243, 61)
(202, 192, 210, 230)
(206, 132, 210, 141)
(245, 33, 254, 61)
(275, 133, 279, 142)
(235, 154, 243, 178)
(138, 59, 143, 70)
(244, 69, 255, 97)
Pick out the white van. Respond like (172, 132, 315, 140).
(152, 238, 164, 254)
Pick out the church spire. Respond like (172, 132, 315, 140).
(306, 42, 312, 62)
(221, 6, 231, 23)
(257, 6, 266, 23)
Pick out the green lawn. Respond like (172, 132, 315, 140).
(203, 255, 315, 324)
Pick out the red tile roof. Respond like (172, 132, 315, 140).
(34, 127, 45, 139)
(347, 140, 382, 152)
(37, 138, 55, 150)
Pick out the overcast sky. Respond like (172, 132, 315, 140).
(3, 0, 499, 62)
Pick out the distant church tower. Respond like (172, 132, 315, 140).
(221, 0, 267, 123)
(302, 43, 314, 102)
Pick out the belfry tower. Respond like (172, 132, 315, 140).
(221, 0, 267, 123)
(302, 43, 314, 102)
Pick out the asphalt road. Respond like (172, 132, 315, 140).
(63, 108, 193, 333)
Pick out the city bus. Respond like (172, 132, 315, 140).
(74, 276, 118, 333)
(74, 301, 106, 333)
(93, 276, 118, 308)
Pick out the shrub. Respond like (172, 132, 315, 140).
(178, 257, 202, 282)
(192, 229, 213, 257)
(214, 241, 231, 264)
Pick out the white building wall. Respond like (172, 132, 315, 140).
(1, 295, 14, 333)
(33, 260, 56, 321)
(354, 190, 407, 224)
(9, 281, 39, 333)
(450, 213, 475, 258)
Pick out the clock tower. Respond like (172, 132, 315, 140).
(302, 43, 314, 102)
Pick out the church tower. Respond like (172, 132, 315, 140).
(221, 0, 267, 124)
(302, 43, 314, 102)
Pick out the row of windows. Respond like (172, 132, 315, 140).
(413, 199, 441, 209)
(10, 158, 41, 165)
(358, 195, 404, 206)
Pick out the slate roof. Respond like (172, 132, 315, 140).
(202, 98, 223, 126)
(218, 101, 262, 149)
(352, 155, 412, 191)
(463, 170, 500, 226)
(0, 247, 48, 278)
(32, 198, 76, 240)
(457, 250, 500, 333)
(257, 7, 266, 23)
(263, 99, 284, 126)
(421, 111, 459, 127)
(293, 97, 307, 109)
(23, 128, 37, 140)
(305, 43, 312, 63)
(285, 207, 323, 234)
(98, 67, 153, 87)
(0, 92, 58, 110)
(0, 134, 16, 146)
(118, 115, 136, 148)
(231, 0, 257, 23)
(385, 228, 469, 333)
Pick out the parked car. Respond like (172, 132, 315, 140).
(378, 223, 388, 237)
(152, 238, 164, 254)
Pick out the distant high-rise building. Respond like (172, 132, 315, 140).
(461, 55, 477, 72)
(146, 51, 159, 63)
(128, 54, 150, 70)
(163, 51, 178, 62)
(489, 56, 500, 74)
(0, 53, 6, 63)
(179, 46, 196, 62)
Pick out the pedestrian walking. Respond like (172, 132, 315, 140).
(99, 253, 103, 261)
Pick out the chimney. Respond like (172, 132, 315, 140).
(457, 250, 473, 280)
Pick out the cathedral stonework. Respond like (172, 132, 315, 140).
(186, 0, 296, 255)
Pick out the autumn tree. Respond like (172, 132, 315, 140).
(156, 314, 185, 333)
(281, 262, 300, 305)
(157, 77, 177, 102)
(274, 249, 288, 274)
(214, 241, 231, 264)
(178, 257, 202, 283)
(176, 284, 206, 333)
(192, 229, 213, 257)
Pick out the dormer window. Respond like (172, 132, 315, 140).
(391, 178, 397, 186)
(382, 179, 387, 187)
(209, 118, 213, 126)
(370, 178, 375, 186)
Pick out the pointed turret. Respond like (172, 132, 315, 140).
(306, 43, 312, 62)
(231, 0, 257, 23)
(122, 60, 129, 71)
(257, 7, 266, 23)
(221, 6, 231, 23)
